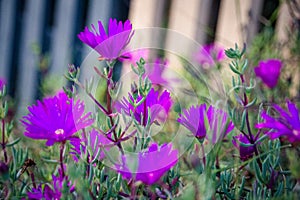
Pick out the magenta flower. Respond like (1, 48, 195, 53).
(0, 78, 6, 91)
(254, 59, 282, 89)
(232, 134, 256, 161)
(70, 129, 112, 162)
(117, 143, 178, 185)
(28, 168, 75, 199)
(195, 43, 225, 68)
(144, 58, 169, 86)
(255, 100, 300, 143)
(178, 105, 207, 140)
(78, 18, 133, 60)
(121, 48, 150, 64)
(114, 88, 173, 126)
(21, 92, 94, 146)
(178, 104, 234, 143)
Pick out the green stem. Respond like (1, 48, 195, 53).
(2, 119, 7, 163)
(60, 142, 66, 178)
(106, 67, 124, 155)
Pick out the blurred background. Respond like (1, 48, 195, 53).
(0, 0, 298, 115)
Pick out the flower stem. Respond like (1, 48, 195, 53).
(106, 67, 124, 155)
(240, 74, 262, 168)
(60, 142, 66, 178)
(1, 119, 7, 163)
(201, 143, 206, 167)
(143, 98, 147, 126)
(75, 80, 109, 116)
(30, 172, 37, 189)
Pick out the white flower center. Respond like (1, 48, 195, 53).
(55, 129, 64, 135)
(293, 129, 300, 136)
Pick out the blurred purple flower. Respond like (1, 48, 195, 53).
(255, 100, 300, 143)
(78, 18, 133, 60)
(121, 48, 150, 64)
(21, 92, 94, 146)
(206, 106, 235, 144)
(178, 104, 234, 143)
(114, 88, 173, 126)
(27, 168, 75, 199)
(117, 143, 178, 185)
(178, 105, 207, 140)
(195, 43, 225, 68)
(254, 59, 282, 89)
(144, 58, 169, 86)
(0, 78, 6, 91)
(232, 134, 256, 161)
(70, 129, 112, 162)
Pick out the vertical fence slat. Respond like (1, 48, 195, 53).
(50, 0, 77, 78)
(164, 0, 201, 71)
(246, 0, 264, 44)
(0, 0, 15, 79)
(216, 0, 253, 47)
(16, 0, 46, 116)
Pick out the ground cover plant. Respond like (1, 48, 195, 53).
(1, 17, 300, 199)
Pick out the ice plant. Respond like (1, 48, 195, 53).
(21, 92, 94, 146)
(114, 88, 173, 126)
(70, 129, 112, 162)
(254, 59, 282, 89)
(255, 100, 300, 143)
(232, 134, 256, 161)
(195, 43, 225, 68)
(78, 18, 133, 60)
(178, 104, 234, 143)
(117, 143, 178, 185)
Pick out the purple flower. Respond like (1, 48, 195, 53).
(144, 58, 169, 86)
(178, 104, 234, 143)
(195, 43, 225, 68)
(0, 78, 6, 91)
(114, 88, 173, 126)
(117, 143, 178, 185)
(21, 92, 94, 146)
(121, 49, 150, 64)
(232, 134, 256, 161)
(178, 105, 207, 140)
(27, 184, 55, 200)
(78, 18, 133, 60)
(255, 100, 300, 143)
(70, 129, 112, 162)
(27, 168, 75, 199)
(254, 59, 282, 89)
